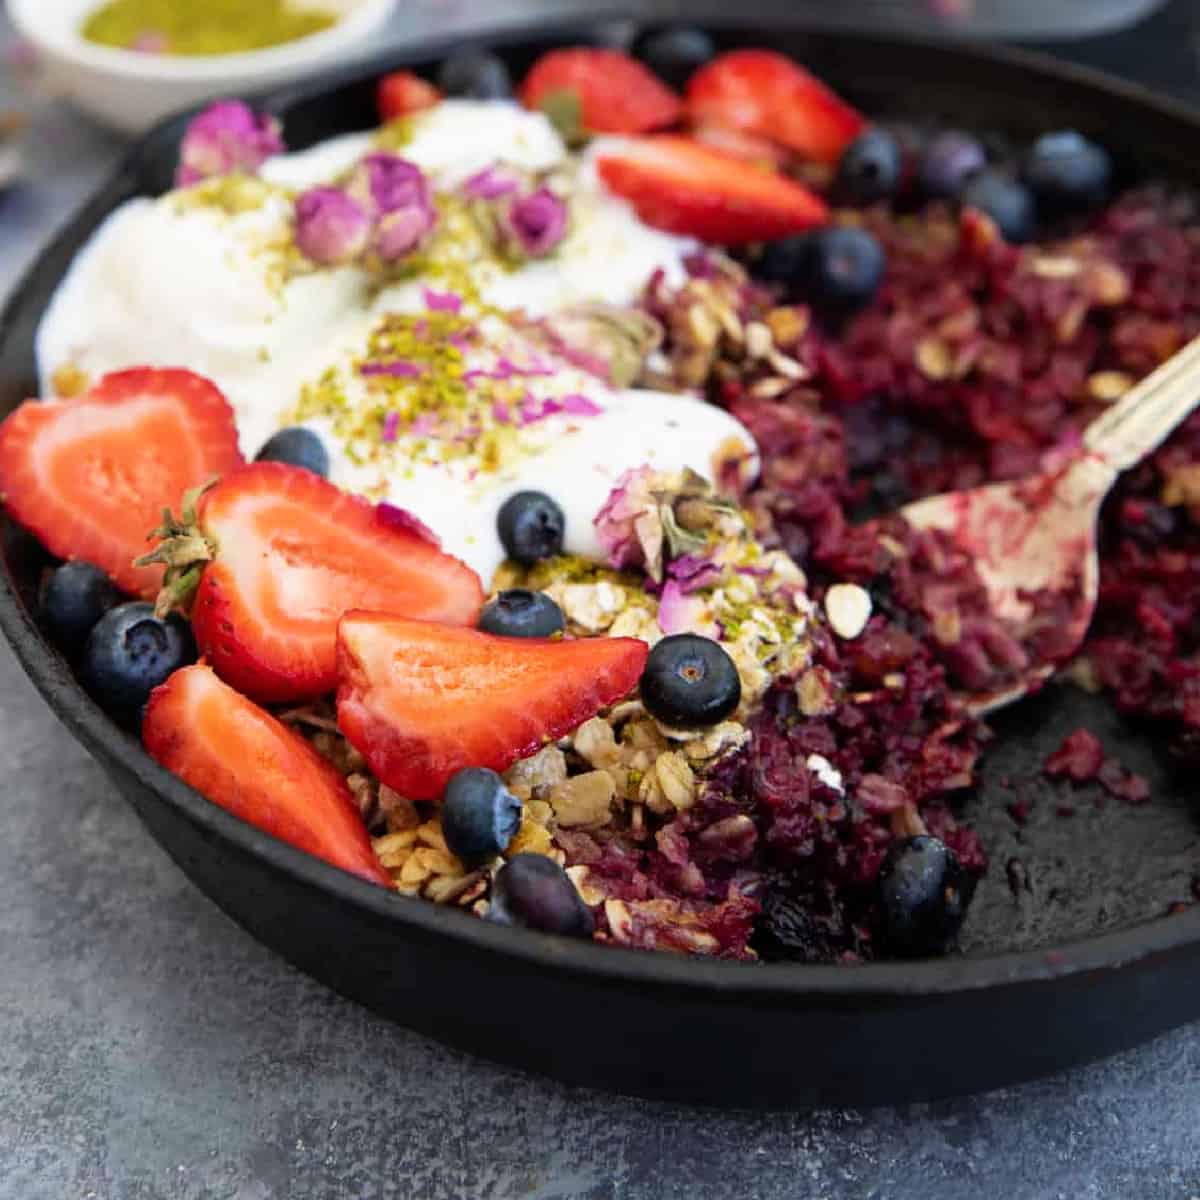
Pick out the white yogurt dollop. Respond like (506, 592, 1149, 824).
(36, 100, 758, 583)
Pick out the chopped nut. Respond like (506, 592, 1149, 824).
(686, 301, 721, 349)
(378, 785, 420, 831)
(504, 744, 568, 798)
(744, 320, 773, 359)
(915, 336, 953, 381)
(553, 580, 626, 632)
(750, 376, 795, 399)
(550, 770, 615, 827)
(765, 305, 810, 345)
(931, 607, 962, 646)
(1087, 370, 1133, 402)
(765, 349, 810, 380)
(697, 814, 757, 861)
(824, 583, 872, 639)
(507, 814, 555, 858)
(344, 772, 376, 818)
(1055, 300, 1088, 344)
(796, 666, 838, 716)
(572, 716, 622, 768)
(425, 870, 485, 905)
(372, 829, 417, 868)
(654, 751, 695, 812)
(683, 720, 749, 763)
(412, 846, 462, 877)
(1085, 261, 1131, 306)
(415, 820, 451, 854)
(1030, 254, 1082, 279)
(565, 865, 607, 907)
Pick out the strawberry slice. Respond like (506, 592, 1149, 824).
(377, 70, 441, 121)
(143, 663, 390, 887)
(519, 47, 682, 137)
(595, 135, 828, 245)
(689, 121, 792, 170)
(180, 462, 483, 704)
(0, 368, 242, 599)
(336, 612, 649, 800)
(686, 49, 865, 164)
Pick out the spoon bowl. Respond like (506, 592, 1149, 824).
(901, 333, 1200, 713)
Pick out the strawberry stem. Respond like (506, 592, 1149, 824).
(135, 477, 220, 618)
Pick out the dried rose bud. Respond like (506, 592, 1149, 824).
(347, 152, 432, 217)
(293, 187, 370, 265)
(372, 201, 437, 262)
(504, 186, 568, 258)
(460, 163, 521, 200)
(175, 100, 284, 187)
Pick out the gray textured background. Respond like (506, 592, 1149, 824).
(2, 3, 1200, 1197)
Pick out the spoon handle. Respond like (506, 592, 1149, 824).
(1083, 332, 1200, 471)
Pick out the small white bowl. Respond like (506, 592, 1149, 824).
(9, 0, 398, 135)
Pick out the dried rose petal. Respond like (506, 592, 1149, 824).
(293, 187, 370, 266)
(175, 100, 284, 187)
(504, 186, 568, 258)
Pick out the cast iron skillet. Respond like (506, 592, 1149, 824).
(2, 18, 1199, 1108)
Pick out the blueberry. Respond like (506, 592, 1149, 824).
(961, 170, 1035, 244)
(497, 491, 565, 566)
(81, 602, 196, 724)
(833, 127, 902, 206)
(919, 130, 986, 200)
(877, 835, 975, 957)
(437, 50, 512, 99)
(40, 561, 120, 656)
(489, 853, 594, 938)
(759, 227, 886, 316)
(255, 427, 329, 477)
(440, 767, 523, 866)
(1024, 130, 1112, 216)
(635, 26, 716, 89)
(640, 633, 741, 728)
(478, 589, 565, 638)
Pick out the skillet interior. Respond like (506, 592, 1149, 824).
(1, 18, 1197, 1105)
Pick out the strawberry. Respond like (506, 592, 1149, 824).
(689, 121, 792, 170)
(143, 663, 391, 887)
(686, 49, 865, 164)
(595, 135, 828, 245)
(149, 462, 483, 704)
(519, 47, 682, 138)
(336, 612, 649, 801)
(0, 368, 242, 599)
(377, 70, 441, 121)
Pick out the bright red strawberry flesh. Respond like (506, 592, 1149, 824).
(143, 663, 391, 887)
(191, 462, 484, 704)
(336, 612, 649, 801)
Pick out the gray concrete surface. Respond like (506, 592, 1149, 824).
(2, 3, 1200, 1197)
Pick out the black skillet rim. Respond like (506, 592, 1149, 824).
(2, 15, 1198, 1003)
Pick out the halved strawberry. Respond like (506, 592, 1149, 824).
(519, 47, 682, 137)
(689, 121, 792, 170)
(336, 612, 649, 800)
(162, 462, 483, 704)
(0, 368, 242, 599)
(377, 70, 441, 121)
(595, 135, 828, 245)
(143, 663, 391, 887)
(686, 49, 865, 164)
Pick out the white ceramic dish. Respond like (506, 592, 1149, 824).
(8, 0, 398, 134)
